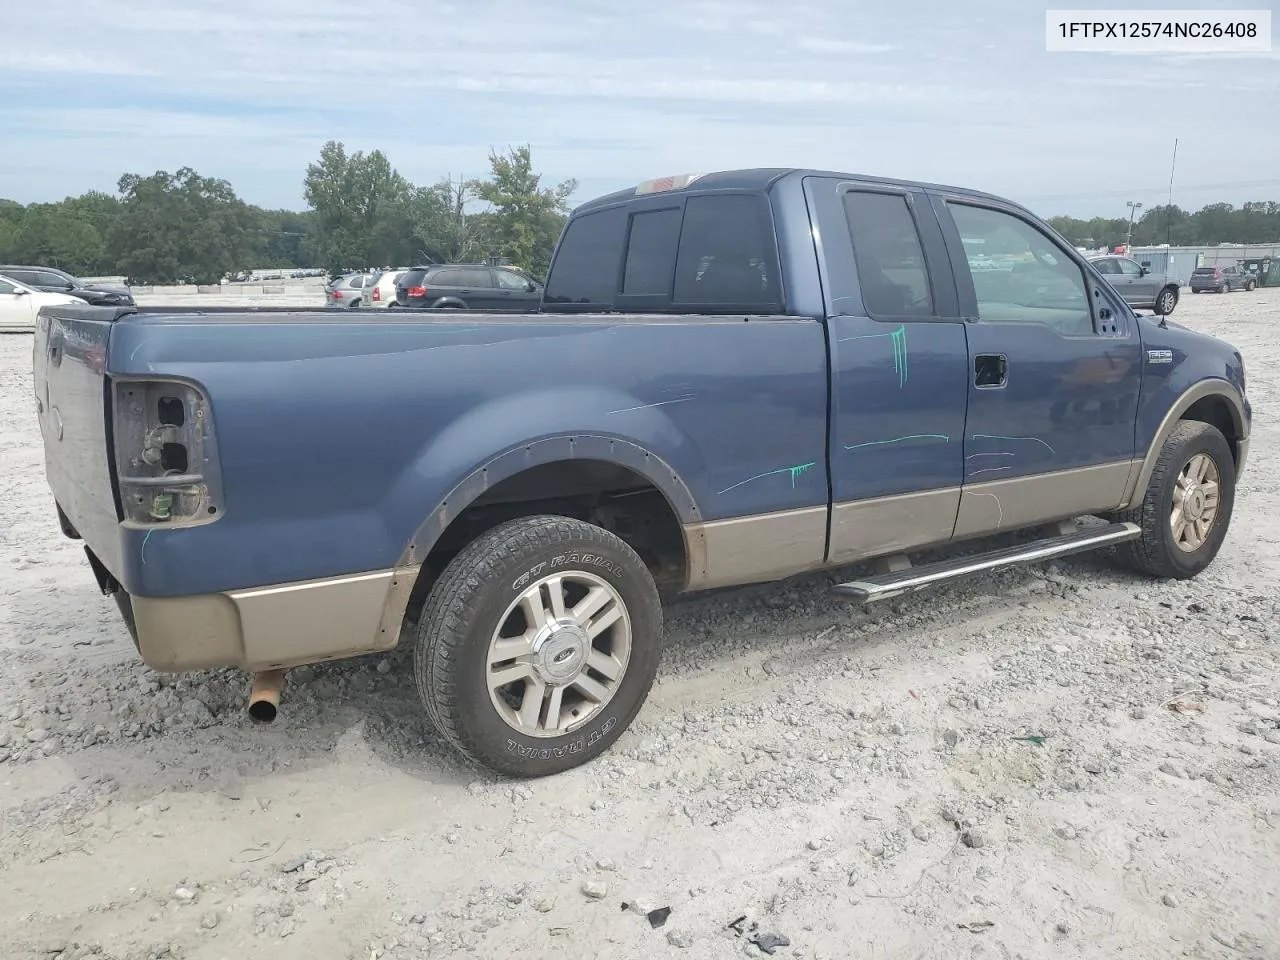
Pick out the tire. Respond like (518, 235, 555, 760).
(414, 515, 663, 777)
(1246, 281, 1256, 292)
(1112, 420, 1236, 579)
(1219, 283, 1228, 294)
(1154, 286, 1178, 316)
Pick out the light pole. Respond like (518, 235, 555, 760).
(1124, 201, 1143, 252)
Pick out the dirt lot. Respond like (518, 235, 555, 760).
(2, 292, 1278, 960)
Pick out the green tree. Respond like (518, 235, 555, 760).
(410, 175, 485, 264)
(0, 199, 25, 261)
(303, 140, 417, 272)
(251, 208, 316, 268)
(471, 145, 576, 277)
(15, 202, 106, 274)
(108, 168, 254, 284)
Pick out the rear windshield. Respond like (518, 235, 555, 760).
(398, 269, 428, 287)
(544, 192, 781, 313)
(1191, 268, 1217, 274)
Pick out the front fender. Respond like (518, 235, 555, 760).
(385, 386, 707, 565)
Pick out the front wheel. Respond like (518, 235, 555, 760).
(414, 515, 663, 776)
(1112, 420, 1236, 579)
(1154, 286, 1178, 316)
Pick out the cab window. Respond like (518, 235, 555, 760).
(948, 202, 1093, 336)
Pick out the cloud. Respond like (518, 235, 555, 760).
(1, 0, 1277, 216)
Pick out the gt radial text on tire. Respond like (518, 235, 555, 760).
(1113, 420, 1236, 579)
(414, 515, 663, 776)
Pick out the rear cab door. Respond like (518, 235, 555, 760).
(802, 176, 970, 564)
(929, 193, 1143, 537)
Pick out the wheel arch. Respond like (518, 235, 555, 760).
(377, 434, 702, 642)
(1122, 379, 1246, 509)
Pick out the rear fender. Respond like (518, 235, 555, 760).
(387, 388, 704, 567)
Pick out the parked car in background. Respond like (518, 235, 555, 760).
(394, 263, 543, 310)
(1087, 255, 1180, 316)
(1190, 264, 1255, 294)
(0, 265, 134, 307)
(0, 274, 82, 333)
(364, 268, 409, 309)
(324, 272, 372, 308)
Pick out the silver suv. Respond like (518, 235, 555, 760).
(1088, 255, 1180, 316)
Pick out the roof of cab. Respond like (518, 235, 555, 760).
(570, 167, 1022, 216)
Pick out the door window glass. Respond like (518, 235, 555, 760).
(948, 203, 1093, 336)
(842, 191, 934, 316)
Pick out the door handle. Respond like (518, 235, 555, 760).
(974, 354, 1007, 388)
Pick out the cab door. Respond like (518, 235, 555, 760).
(931, 194, 1143, 538)
(803, 176, 970, 566)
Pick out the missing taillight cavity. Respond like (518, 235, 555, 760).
(161, 442, 188, 473)
(158, 396, 185, 426)
(112, 379, 221, 527)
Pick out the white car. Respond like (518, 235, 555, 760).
(364, 268, 409, 309)
(0, 274, 82, 333)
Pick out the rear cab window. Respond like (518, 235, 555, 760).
(543, 191, 782, 313)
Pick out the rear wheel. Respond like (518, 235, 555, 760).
(1112, 420, 1235, 579)
(1154, 286, 1178, 316)
(414, 515, 663, 776)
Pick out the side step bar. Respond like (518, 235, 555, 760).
(832, 522, 1141, 603)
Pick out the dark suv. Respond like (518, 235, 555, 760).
(0, 265, 134, 306)
(394, 264, 542, 310)
(1190, 264, 1255, 294)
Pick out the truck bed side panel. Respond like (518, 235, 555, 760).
(102, 314, 830, 597)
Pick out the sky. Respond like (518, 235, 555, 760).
(2, 0, 1278, 220)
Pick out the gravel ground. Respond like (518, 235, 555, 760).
(1, 291, 1278, 960)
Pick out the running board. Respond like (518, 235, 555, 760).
(832, 522, 1141, 604)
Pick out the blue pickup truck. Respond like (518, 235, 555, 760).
(33, 168, 1251, 777)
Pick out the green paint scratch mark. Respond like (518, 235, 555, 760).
(718, 462, 818, 496)
(789, 462, 816, 486)
(845, 434, 950, 451)
(837, 324, 908, 387)
(890, 324, 908, 387)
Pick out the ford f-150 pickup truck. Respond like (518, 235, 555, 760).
(33, 168, 1251, 777)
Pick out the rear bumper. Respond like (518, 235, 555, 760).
(107, 564, 421, 672)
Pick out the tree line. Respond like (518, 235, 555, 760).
(0, 142, 575, 285)
(1047, 201, 1280, 251)
(2, 144, 1277, 285)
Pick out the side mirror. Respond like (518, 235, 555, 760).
(526, 281, 537, 292)
(1139, 266, 1149, 275)
(12, 287, 29, 296)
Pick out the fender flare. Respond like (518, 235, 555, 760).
(430, 297, 468, 309)
(395, 434, 701, 568)
(1121, 378, 1247, 509)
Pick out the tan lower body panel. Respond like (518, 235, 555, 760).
(131, 565, 421, 673)
(953, 460, 1135, 539)
(827, 486, 961, 567)
(684, 506, 827, 591)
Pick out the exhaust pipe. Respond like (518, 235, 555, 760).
(248, 669, 286, 723)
